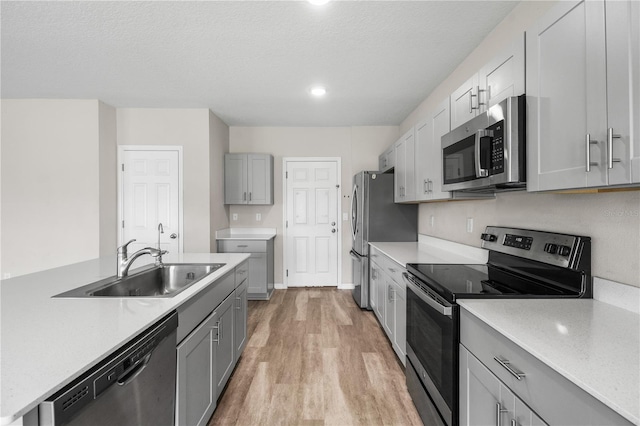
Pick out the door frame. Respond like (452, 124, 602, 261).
(282, 157, 342, 288)
(117, 145, 184, 253)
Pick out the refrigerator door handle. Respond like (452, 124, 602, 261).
(349, 249, 361, 261)
(350, 184, 358, 239)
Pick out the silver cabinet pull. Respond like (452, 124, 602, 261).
(494, 357, 526, 380)
(477, 86, 487, 109)
(243, 192, 247, 201)
(249, 192, 252, 201)
(586, 134, 599, 172)
(607, 128, 622, 169)
(237, 244, 248, 248)
(511, 419, 517, 426)
(212, 321, 220, 344)
(423, 179, 428, 194)
(496, 403, 508, 426)
(428, 180, 434, 193)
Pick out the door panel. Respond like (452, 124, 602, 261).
(286, 160, 339, 286)
(122, 149, 180, 254)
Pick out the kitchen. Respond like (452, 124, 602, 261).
(1, 1, 639, 425)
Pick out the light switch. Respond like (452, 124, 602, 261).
(466, 218, 473, 233)
(256, 213, 261, 221)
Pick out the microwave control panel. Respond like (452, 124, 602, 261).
(488, 121, 504, 175)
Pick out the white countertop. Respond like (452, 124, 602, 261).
(369, 235, 488, 267)
(458, 298, 640, 425)
(0, 252, 250, 425)
(215, 227, 276, 240)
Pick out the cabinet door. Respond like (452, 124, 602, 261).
(451, 74, 479, 130)
(428, 98, 452, 200)
(224, 154, 248, 204)
(247, 253, 267, 296)
(526, 0, 608, 191)
(394, 137, 406, 202)
(393, 279, 406, 365)
(414, 118, 432, 201)
(383, 279, 395, 341)
(605, 0, 640, 185)
(234, 279, 248, 362)
(514, 398, 548, 426)
(247, 154, 273, 204)
(404, 129, 416, 201)
(176, 311, 218, 426)
(374, 264, 385, 323)
(478, 33, 525, 111)
(460, 345, 502, 426)
(215, 293, 235, 398)
(369, 262, 379, 313)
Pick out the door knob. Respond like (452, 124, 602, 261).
(331, 229, 336, 233)
(331, 222, 336, 226)
(170, 233, 178, 239)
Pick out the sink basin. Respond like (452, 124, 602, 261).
(55, 263, 225, 298)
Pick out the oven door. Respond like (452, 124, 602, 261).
(404, 273, 458, 426)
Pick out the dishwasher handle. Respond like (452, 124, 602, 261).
(117, 352, 152, 387)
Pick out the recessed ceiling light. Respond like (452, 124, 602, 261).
(308, 0, 330, 6)
(310, 86, 327, 97)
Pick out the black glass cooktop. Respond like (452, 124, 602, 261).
(406, 260, 581, 303)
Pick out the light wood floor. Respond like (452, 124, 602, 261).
(209, 288, 422, 426)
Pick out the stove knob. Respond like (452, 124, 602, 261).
(481, 233, 497, 242)
(544, 243, 558, 254)
(558, 245, 571, 257)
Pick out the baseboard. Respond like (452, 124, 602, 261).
(274, 283, 286, 290)
(274, 283, 354, 289)
(338, 283, 354, 290)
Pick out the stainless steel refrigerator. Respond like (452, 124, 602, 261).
(350, 171, 417, 309)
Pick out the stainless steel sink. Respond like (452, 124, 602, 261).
(55, 263, 225, 298)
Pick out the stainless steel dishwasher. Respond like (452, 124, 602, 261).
(35, 311, 178, 426)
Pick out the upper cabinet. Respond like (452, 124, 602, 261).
(224, 153, 274, 205)
(394, 128, 416, 202)
(527, 0, 640, 191)
(451, 34, 525, 130)
(415, 98, 452, 202)
(379, 145, 395, 173)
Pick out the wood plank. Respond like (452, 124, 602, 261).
(208, 288, 421, 426)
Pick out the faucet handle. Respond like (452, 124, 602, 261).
(117, 239, 137, 255)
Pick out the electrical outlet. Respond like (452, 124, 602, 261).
(232, 213, 238, 221)
(466, 217, 473, 233)
(256, 213, 261, 221)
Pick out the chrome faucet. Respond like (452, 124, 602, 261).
(156, 223, 167, 266)
(117, 239, 167, 279)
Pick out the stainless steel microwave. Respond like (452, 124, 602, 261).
(441, 96, 525, 192)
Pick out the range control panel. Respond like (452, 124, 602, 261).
(481, 226, 590, 270)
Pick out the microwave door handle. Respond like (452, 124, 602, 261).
(474, 129, 491, 178)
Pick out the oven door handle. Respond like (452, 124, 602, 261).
(403, 273, 452, 318)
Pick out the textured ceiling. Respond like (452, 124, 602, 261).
(1, 1, 518, 126)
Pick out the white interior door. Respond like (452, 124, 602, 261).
(285, 160, 339, 287)
(120, 147, 182, 254)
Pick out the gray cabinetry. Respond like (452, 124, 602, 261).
(369, 246, 406, 365)
(214, 293, 235, 398)
(224, 153, 274, 205)
(176, 309, 218, 426)
(175, 261, 249, 426)
(217, 238, 274, 300)
(527, 0, 639, 191)
(460, 308, 632, 425)
(379, 145, 395, 173)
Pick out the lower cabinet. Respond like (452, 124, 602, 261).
(369, 247, 407, 365)
(175, 261, 249, 426)
(460, 345, 546, 426)
(234, 278, 248, 360)
(176, 310, 219, 426)
(214, 293, 235, 398)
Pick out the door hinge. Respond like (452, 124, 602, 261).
(286, 269, 289, 277)
(121, 164, 124, 172)
(121, 220, 125, 228)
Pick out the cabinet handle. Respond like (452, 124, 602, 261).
(470, 91, 479, 112)
(249, 192, 252, 202)
(428, 179, 434, 193)
(212, 321, 220, 344)
(511, 420, 517, 426)
(477, 86, 487, 108)
(423, 179, 428, 194)
(237, 244, 248, 248)
(235, 296, 242, 310)
(243, 192, 247, 201)
(496, 403, 508, 426)
(585, 134, 599, 172)
(607, 128, 622, 169)
(494, 357, 526, 380)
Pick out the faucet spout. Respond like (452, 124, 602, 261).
(116, 238, 167, 279)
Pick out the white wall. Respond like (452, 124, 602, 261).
(398, 0, 640, 288)
(99, 102, 118, 256)
(1, 99, 115, 276)
(209, 110, 230, 252)
(229, 126, 399, 284)
(116, 108, 214, 252)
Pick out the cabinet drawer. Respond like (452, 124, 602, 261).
(460, 309, 631, 426)
(218, 240, 266, 253)
(235, 260, 249, 285)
